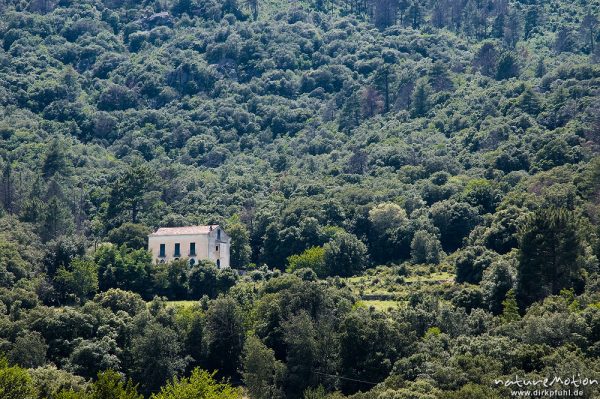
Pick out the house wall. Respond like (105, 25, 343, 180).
(148, 229, 230, 268)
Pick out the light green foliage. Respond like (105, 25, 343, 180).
(368, 203, 408, 235)
(410, 231, 444, 265)
(0, 357, 37, 399)
(501, 289, 521, 322)
(286, 246, 327, 277)
(29, 365, 88, 399)
(88, 370, 142, 399)
(151, 368, 241, 399)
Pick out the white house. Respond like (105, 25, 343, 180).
(148, 225, 230, 268)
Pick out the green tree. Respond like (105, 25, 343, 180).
(411, 78, 430, 117)
(151, 368, 241, 399)
(29, 365, 88, 399)
(93, 288, 146, 316)
(496, 52, 519, 80)
(0, 357, 37, 399)
(516, 209, 583, 310)
(88, 370, 142, 399)
(339, 309, 414, 394)
(241, 335, 285, 399)
(282, 311, 318, 397)
(131, 322, 187, 395)
(454, 246, 498, 284)
(501, 289, 520, 322)
(41, 196, 74, 242)
(518, 87, 541, 115)
(481, 260, 515, 315)
(0, 241, 30, 287)
(323, 231, 367, 277)
(286, 246, 327, 277)
(430, 200, 481, 252)
(42, 138, 69, 178)
(1, 161, 14, 214)
(107, 223, 150, 250)
(338, 90, 361, 132)
(226, 215, 251, 269)
(105, 164, 155, 227)
(410, 230, 443, 264)
(203, 297, 245, 377)
(54, 257, 99, 302)
(8, 332, 48, 368)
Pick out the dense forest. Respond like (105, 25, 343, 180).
(0, 0, 599, 397)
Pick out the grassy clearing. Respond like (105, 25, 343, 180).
(165, 300, 199, 309)
(344, 265, 456, 310)
(356, 300, 402, 312)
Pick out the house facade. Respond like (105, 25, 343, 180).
(148, 225, 230, 268)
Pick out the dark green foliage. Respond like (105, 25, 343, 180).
(339, 309, 415, 394)
(411, 78, 431, 117)
(105, 164, 156, 228)
(431, 201, 481, 252)
(42, 139, 70, 178)
(241, 335, 285, 399)
(106, 223, 150, 250)
(516, 209, 584, 310)
(0, 241, 30, 287)
(495, 52, 520, 80)
(226, 215, 252, 269)
(481, 260, 515, 315)
(454, 246, 498, 284)
(54, 258, 99, 303)
(8, 332, 47, 368)
(203, 297, 245, 377)
(131, 321, 187, 395)
(323, 231, 368, 277)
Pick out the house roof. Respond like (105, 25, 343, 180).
(149, 225, 219, 237)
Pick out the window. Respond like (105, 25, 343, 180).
(216, 245, 219, 251)
(190, 242, 196, 256)
(159, 244, 166, 257)
(217, 229, 221, 240)
(174, 243, 181, 257)
(216, 259, 221, 268)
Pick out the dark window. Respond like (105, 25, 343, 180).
(216, 259, 221, 268)
(174, 243, 180, 257)
(217, 229, 221, 240)
(159, 244, 166, 257)
(190, 242, 196, 255)
(216, 245, 219, 251)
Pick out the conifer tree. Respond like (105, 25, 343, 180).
(516, 208, 582, 310)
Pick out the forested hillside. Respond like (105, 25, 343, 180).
(0, 0, 599, 398)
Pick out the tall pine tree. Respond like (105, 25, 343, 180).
(516, 208, 583, 310)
